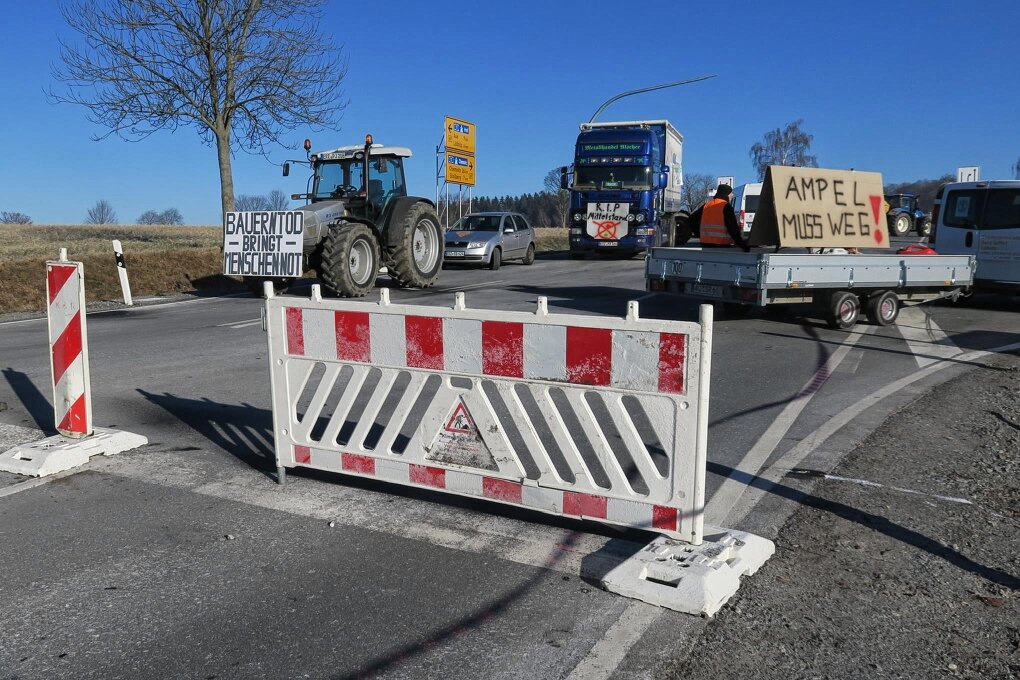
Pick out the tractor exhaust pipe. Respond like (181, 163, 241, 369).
(363, 133, 373, 197)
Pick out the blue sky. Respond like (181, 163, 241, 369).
(1, 0, 1018, 225)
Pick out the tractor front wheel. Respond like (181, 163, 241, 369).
(891, 213, 912, 237)
(386, 202, 443, 288)
(320, 224, 380, 297)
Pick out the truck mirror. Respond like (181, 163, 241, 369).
(282, 162, 290, 177)
(560, 166, 569, 190)
(659, 173, 668, 189)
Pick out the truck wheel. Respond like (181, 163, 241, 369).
(488, 247, 502, 271)
(865, 291, 899, 325)
(320, 224, 380, 297)
(826, 291, 860, 330)
(891, 213, 911, 237)
(386, 202, 443, 288)
(522, 243, 536, 265)
(918, 216, 932, 238)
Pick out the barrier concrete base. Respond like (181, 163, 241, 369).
(0, 428, 147, 477)
(601, 528, 775, 617)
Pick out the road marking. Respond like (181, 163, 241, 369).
(565, 601, 661, 680)
(704, 326, 872, 526)
(216, 318, 262, 329)
(725, 339, 1020, 525)
(431, 279, 506, 294)
(896, 306, 963, 367)
(0, 294, 249, 326)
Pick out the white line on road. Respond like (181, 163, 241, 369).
(704, 326, 872, 526)
(215, 318, 262, 329)
(565, 601, 662, 680)
(896, 306, 963, 367)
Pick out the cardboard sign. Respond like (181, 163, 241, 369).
(223, 211, 304, 277)
(749, 167, 888, 249)
(585, 202, 629, 240)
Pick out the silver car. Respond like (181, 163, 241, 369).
(443, 212, 536, 270)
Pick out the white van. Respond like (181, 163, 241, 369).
(931, 180, 1020, 290)
(732, 182, 763, 235)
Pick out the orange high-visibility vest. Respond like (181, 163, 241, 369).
(700, 198, 734, 245)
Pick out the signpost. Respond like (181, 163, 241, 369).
(223, 211, 305, 277)
(956, 166, 980, 182)
(749, 166, 888, 249)
(445, 116, 476, 155)
(717, 176, 735, 189)
(438, 115, 477, 229)
(446, 152, 476, 186)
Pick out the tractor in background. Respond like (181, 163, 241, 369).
(885, 193, 932, 238)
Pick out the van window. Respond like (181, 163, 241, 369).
(981, 189, 1020, 230)
(744, 195, 761, 213)
(942, 190, 985, 228)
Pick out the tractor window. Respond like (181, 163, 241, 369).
(369, 158, 406, 208)
(313, 161, 354, 199)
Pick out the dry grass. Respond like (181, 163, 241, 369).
(0, 224, 570, 314)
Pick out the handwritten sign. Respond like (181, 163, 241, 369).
(585, 202, 629, 240)
(749, 167, 887, 249)
(223, 211, 304, 277)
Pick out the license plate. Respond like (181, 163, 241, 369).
(689, 283, 723, 298)
(597, 241, 617, 247)
(446, 251, 465, 257)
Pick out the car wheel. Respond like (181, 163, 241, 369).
(522, 243, 536, 265)
(488, 247, 501, 271)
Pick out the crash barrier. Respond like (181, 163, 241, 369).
(266, 285, 713, 543)
(0, 250, 147, 477)
(46, 252, 93, 437)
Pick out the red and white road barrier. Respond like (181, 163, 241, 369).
(46, 254, 93, 438)
(0, 251, 147, 477)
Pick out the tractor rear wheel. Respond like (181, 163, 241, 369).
(386, 202, 443, 288)
(891, 213, 912, 237)
(320, 224, 380, 297)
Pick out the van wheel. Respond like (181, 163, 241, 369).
(891, 213, 911, 237)
(826, 291, 860, 329)
(865, 291, 899, 325)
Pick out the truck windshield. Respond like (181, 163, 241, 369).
(313, 160, 363, 200)
(573, 166, 652, 190)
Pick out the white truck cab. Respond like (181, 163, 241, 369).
(931, 180, 1020, 290)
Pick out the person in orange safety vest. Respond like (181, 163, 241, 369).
(689, 184, 750, 251)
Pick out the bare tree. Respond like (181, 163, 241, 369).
(680, 173, 717, 211)
(235, 194, 272, 211)
(749, 119, 819, 181)
(137, 207, 183, 224)
(267, 189, 290, 211)
(0, 211, 33, 224)
(85, 199, 118, 225)
(542, 168, 569, 227)
(52, 0, 347, 217)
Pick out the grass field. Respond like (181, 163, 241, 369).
(0, 224, 569, 314)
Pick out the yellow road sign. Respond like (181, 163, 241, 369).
(446, 152, 475, 186)
(445, 116, 476, 155)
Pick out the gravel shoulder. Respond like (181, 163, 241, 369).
(674, 351, 1020, 680)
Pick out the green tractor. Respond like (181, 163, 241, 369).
(281, 134, 443, 297)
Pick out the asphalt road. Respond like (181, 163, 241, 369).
(1, 244, 1018, 678)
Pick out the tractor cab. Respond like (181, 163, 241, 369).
(308, 141, 412, 222)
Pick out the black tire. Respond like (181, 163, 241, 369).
(570, 251, 586, 260)
(826, 291, 860, 330)
(891, 213, 912, 237)
(918, 216, 932, 238)
(488, 247, 502, 271)
(522, 243, 536, 265)
(320, 224, 380, 297)
(674, 210, 692, 245)
(385, 202, 443, 288)
(865, 290, 899, 326)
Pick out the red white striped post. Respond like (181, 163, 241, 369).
(46, 250, 93, 439)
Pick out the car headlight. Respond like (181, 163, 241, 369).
(468, 241, 488, 249)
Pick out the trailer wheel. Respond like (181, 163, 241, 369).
(891, 213, 912, 237)
(320, 224, 380, 297)
(385, 201, 443, 288)
(826, 291, 860, 329)
(865, 291, 899, 326)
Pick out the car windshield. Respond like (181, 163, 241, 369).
(451, 215, 502, 231)
(573, 166, 653, 190)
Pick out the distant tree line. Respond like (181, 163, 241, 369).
(0, 211, 32, 224)
(235, 190, 290, 212)
(138, 208, 184, 225)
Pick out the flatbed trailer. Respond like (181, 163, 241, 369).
(645, 247, 975, 329)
